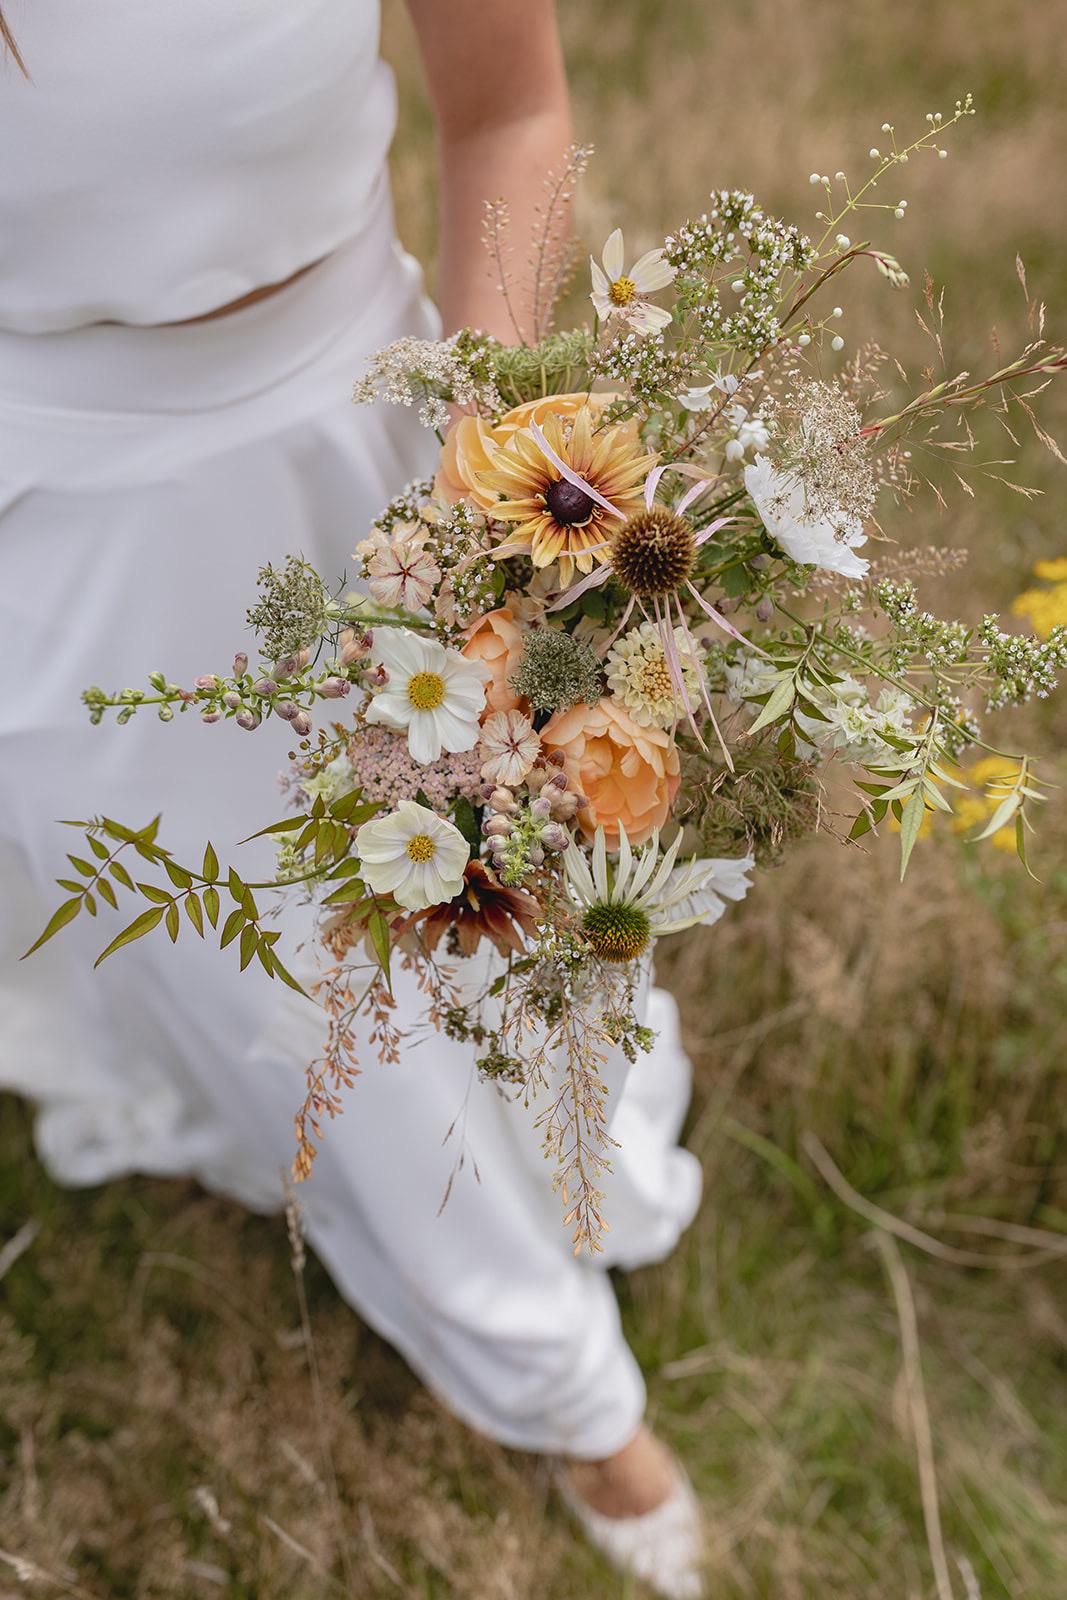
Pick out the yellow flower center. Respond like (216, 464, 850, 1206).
(407, 670, 445, 711)
(609, 275, 637, 306)
(405, 833, 436, 863)
(640, 658, 674, 702)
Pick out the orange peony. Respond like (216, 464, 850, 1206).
(540, 698, 680, 848)
(434, 392, 611, 509)
(461, 607, 526, 717)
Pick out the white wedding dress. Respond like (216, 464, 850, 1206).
(0, 0, 701, 1457)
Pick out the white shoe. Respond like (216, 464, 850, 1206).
(556, 1461, 706, 1599)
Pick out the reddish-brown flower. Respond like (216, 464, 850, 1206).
(392, 859, 540, 958)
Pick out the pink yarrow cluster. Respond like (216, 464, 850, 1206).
(347, 721, 483, 812)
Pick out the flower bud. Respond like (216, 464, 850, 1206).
(318, 676, 350, 699)
(549, 771, 569, 790)
(547, 750, 566, 768)
(222, 691, 242, 709)
(548, 789, 579, 821)
(490, 787, 516, 812)
(195, 675, 220, 690)
(253, 677, 278, 697)
(233, 652, 248, 677)
(201, 709, 222, 724)
(756, 596, 774, 622)
(291, 711, 312, 737)
(275, 701, 299, 722)
(529, 795, 553, 822)
(527, 844, 545, 867)
(525, 764, 549, 791)
(274, 655, 298, 678)
(235, 708, 261, 731)
(540, 823, 569, 852)
(484, 815, 513, 839)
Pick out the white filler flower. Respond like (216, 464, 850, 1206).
(365, 628, 489, 765)
(564, 822, 755, 961)
(355, 799, 470, 911)
(590, 228, 675, 334)
(744, 453, 869, 579)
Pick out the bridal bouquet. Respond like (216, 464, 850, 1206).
(31, 101, 1067, 1249)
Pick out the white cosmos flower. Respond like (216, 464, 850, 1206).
(744, 453, 869, 579)
(365, 628, 490, 766)
(590, 228, 675, 335)
(564, 822, 755, 962)
(355, 799, 470, 912)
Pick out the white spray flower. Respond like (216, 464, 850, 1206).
(590, 229, 675, 335)
(365, 629, 489, 765)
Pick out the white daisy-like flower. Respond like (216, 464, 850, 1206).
(590, 228, 675, 335)
(479, 709, 541, 787)
(564, 822, 755, 962)
(744, 453, 869, 579)
(355, 799, 470, 912)
(365, 628, 490, 765)
(605, 621, 704, 729)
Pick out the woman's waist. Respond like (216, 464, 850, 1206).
(0, 175, 419, 419)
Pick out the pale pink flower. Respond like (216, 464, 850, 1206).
(479, 710, 541, 787)
(359, 524, 441, 612)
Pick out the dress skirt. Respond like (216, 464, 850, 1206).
(0, 178, 702, 1457)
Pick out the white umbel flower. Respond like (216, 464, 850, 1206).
(590, 229, 675, 335)
(365, 628, 490, 765)
(605, 622, 704, 729)
(564, 822, 755, 961)
(744, 453, 869, 579)
(355, 799, 470, 912)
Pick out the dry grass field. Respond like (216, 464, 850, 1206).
(2, 3, 1066, 1596)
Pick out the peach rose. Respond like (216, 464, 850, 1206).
(540, 698, 680, 848)
(434, 392, 613, 509)
(461, 607, 526, 717)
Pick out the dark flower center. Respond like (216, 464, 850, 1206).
(611, 507, 696, 598)
(545, 478, 596, 526)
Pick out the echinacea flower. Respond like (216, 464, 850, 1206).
(358, 523, 440, 612)
(605, 621, 703, 729)
(590, 229, 675, 335)
(365, 629, 489, 764)
(564, 822, 754, 962)
(479, 709, 541, 786)
(744, 454, 869, 579)
(472, 404, 656, 589)
(355, 800, 470, 912)
(391, 859, 541, 957)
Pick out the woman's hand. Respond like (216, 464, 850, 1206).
(406, 0, 573, 344)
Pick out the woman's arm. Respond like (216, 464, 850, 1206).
(405, 0, 573, 343)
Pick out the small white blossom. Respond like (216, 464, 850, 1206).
(590, 229, 675, 335)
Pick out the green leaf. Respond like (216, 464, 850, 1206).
(185, 894, 204, 937)
(238, 923, 258, 971)
(746, 675, 796, 736)
(84, 892, 97, 917)
(57, 878, 85, 893)
(848, 809, 873, 841)
(972, 791, 1021, 842)
(227, 867, 245, 904)
(97, 877, 118, 910)
(88, 835, 111, 861)
(164, 860, 193, 891)
(22, 897, 81, 959)
(367, 907, 392, 989)
(93, 905, 165, 967)
(450, 796, 481, 853)
(256, 941, 276, 978)
(202, 842, 220, 881)
(67, 855, 96, 878)
(165, 902, 181, 942)
(322, 881, 370, 907)
(203, 886, 221, 928)
(329, 789, 372, 823)
(272, 955, 310, 998)
(242, 814, 306, 842)
(898, 789, 926, 881)
(327, 858, 364, 880)
(137, 883, 174, 906)
(110, 860, 135, 891)
(219, 908, 245, 948)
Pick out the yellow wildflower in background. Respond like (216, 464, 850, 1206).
(1012, 558, 1067, 640)
(950, 755, 1022, 851)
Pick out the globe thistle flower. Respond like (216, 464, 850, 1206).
(355, 800, 470, 912)
(563, 823, 755, 962)
(589, 228, 676, 335)
(509, 628, 603, 714)
(605, 621, 704, 729)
